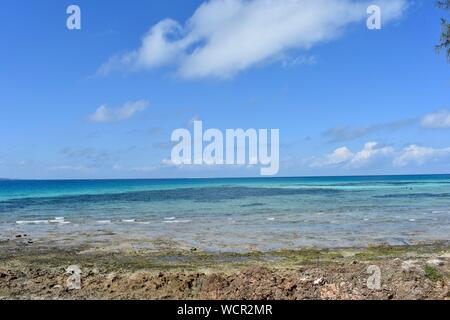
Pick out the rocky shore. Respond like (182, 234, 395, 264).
(0, 236, 449, 300)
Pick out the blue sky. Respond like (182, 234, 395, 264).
(0, 0, 449, 179)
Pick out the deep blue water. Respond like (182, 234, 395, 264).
(0, 175, 449, 250)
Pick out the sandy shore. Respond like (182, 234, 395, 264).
(0, 235, 449, 300)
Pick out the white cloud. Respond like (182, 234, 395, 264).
(88, 100, 148, 123)
(98, 0, 407, 79)
(313, 142, 450, 169)
(393, 145, 450, 167)
(421, 110, 450, 129)
(350, 142, 394, 167)
(311, 146, 353, 167)
(161, 158, 178, 167)
(312, 142, 394, 168)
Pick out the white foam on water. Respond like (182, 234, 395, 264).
(267, 218, 275, 221)
(16, 220, 50, 225)
(164, 217, 176, 220)
(122, 219, 136, 223)
(49, 220, 70, 224)
(49, 217, 70, 224)
(96, 220, 112, 224)
(163, 219, 191, 224)
(409, 219, 416, 222)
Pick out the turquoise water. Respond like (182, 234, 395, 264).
(0, 175, 449, 250)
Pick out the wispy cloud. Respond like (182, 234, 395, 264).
(281, 55, 317, 68)
(98, 0, 407, 79)
(49, 165, 91, 172)
(323, 119, 416, 143)
(88, 100, 148, 123)
(421, 110, 450, 129)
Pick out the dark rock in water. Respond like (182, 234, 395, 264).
(15, 235, 22, 238)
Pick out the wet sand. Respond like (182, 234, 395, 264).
(0, 234, 449, 300)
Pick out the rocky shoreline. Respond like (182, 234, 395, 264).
(0, 238, 449, 300)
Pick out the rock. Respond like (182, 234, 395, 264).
(314, 277, 325, 286)
(106, 272, 118, 283)
(89, 268, 99, 275)
(299, 277, 309, 282)
(401, 260, 418, 272)
(426, 259, 444, 267)
(320, 284, 339, 299)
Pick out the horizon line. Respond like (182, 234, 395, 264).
(2, 172, 450, 182)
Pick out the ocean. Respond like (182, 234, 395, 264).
(0, 175, 449, 251)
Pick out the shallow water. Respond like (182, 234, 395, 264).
(0, 175, 449, 251)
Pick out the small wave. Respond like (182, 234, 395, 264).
(16, 220, 49, 225)
(163, 219, 191, 224)
(267, 217, 275, 221)
(164, 217, 176, 220)
(50, 220, 70, 225)
(121, 219, 136, 223)
(16, 219, 70, 225)
(96, 220, 112, 224)
(49, 217, 70, 224)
